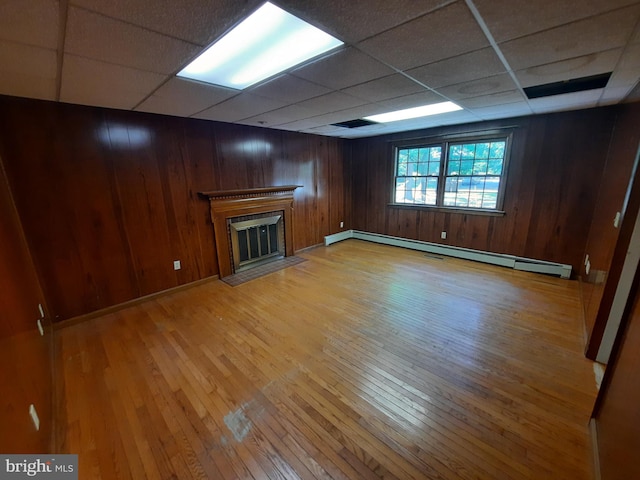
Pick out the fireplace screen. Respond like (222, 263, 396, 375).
(229, 214, 284, 272)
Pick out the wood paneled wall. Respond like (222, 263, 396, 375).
(581, 103, 640, 355)
(0, 156, 52, 452)
(593, 263, 640, 479)
(349, 108, 617, 274)
(0, 96, 349, 321)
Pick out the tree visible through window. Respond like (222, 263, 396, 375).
(394, 136, 509, 211)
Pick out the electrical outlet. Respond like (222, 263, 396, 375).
(340, 221, 344, 228)
(173, 260, 181, 270)
(29, 404, 40, 431)
(37, 319, 44, 336)
(38, 303, 44, 318)
(441, 231, 447, 239)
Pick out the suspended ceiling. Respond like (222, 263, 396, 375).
(1, 0, 639, 138)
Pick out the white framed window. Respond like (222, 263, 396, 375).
(392, 133, 511, 212)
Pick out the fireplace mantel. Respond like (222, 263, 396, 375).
(199, 186, 300, 278)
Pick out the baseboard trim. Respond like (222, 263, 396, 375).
(54, 275, 219, 330)
(325, 230, 572, 279)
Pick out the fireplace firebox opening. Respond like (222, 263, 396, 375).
(229, 213, 285, 272)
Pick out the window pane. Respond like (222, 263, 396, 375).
(469, 177, 485, 207)
(448, 160, 460, 175)
(461, 144, 476, 158)
(425, 178, 438, 205)
(485, 176, 501, 196)
(418, 148, 429, 161)
(460, 160, 473, 175)
(397, 150, 408, 175)
(455, 195, 469, 207)
(449, 144, 462, 160)
(444, 178, 458, 206)
(482, 192, 498, 209)
(408, 149, 419, 162)
(406, 162, 418, 175)
(458, 177, 471, 190)
(472, 160, 488, 175)
(417, 162, 429, 175)
(396, 179, 407, 203)
(430, 147, 442, 161)
(416, 178, 428, 204)
(404, 177, 417, 203)
(443, 193, 456, 206)
(428, 161, 440, 175)
(487, 159, 503, 175)
(489, 141, 505, 159)
(475, 143, 490, 159)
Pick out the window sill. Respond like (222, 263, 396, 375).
(387, 203, 506, 216)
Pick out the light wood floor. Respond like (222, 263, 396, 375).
(55, 239, 598, 479)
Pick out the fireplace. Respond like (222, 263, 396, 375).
(199, 186, 299, 278)
(229, 212, 285, 272)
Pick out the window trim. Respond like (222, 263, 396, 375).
(389, 130, 514, 214)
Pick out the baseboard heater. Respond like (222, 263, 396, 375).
(324, 230, 572, 279)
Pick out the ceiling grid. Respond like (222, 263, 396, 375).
(0, 0, 638, 137)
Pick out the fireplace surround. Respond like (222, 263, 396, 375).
(199, 186, 299, 278)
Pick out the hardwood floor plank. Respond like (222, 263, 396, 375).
(55, 240, 598, 479)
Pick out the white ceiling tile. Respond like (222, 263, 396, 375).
(296, 91, 367, 114)
(617, 43, 640, 71)
(599, 85, 636, 105)
(456, 89, 527, 108)
(277, 117, 333, 131)
(291, 47, 394, 90)
(376, 91, 450, 111)
(60, 54, 166, 109)
(0, 40, 57, 100)
(247, 74, 331, 103)
(471, 101, 534, 119)
(192, 93, 286, 122)
(329, 123, 390, 138)
(515, 49, 622, 88)
(277, 0, 452, 43)
(500, 5, 640, 71)
(342, 74, 425, 102)
(435, 74, 519, 101)
(0, 40, 57, 80)
(528, 89, 602, 113)
(348, 110, 481, 136)
(357, 1, 489, 70)
(330, 103, 392, 120)
(293, 104, 383, 128)
(0, 0, 59, 49)
(473, 0, 639, 43)
(135, 78, 236, 117)
(65, 6, 200, 74)
(69, 0, 259, 46)
(0, 71, 56, 101)
(406, 48, 506, 89)
(301, 125, 348, 136)
(239, 105, 317, 128)
(606, 68, 640, 89)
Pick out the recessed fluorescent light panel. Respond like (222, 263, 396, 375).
(364, 101, 463, 123)
(177, 2, 343, 89)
